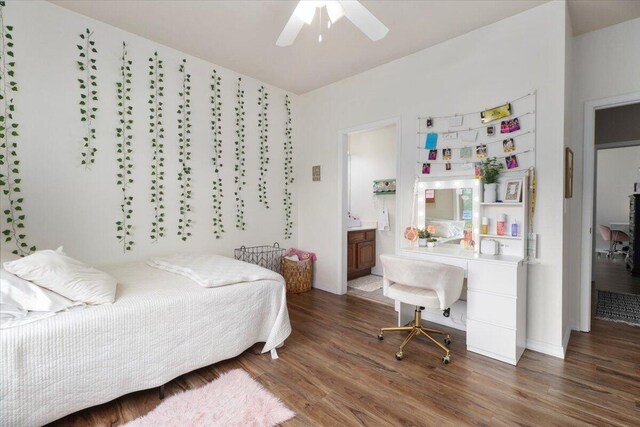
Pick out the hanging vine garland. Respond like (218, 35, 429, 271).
(283, 94, 294, 239)
(210, 69, 224, 239)
(148, 51, 165, 242)
(257, 85, 270, 208)
(115, 42, 134, 252)
(177, 59, 192, 241)
(234, 77, 246, 230)
(76, 28, 98, 167)
(0, 2, 35, 256)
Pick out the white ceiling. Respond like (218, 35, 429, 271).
(50, 1, 640, 94)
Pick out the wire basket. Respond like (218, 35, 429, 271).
(234, 243, 286, 273)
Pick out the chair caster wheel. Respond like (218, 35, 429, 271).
(395, 352, 404, 360)
(442, 355, 450, 364)
(444, 337, 451, 346)
(377, 334, 384, 341)
(443, 308, 450, 318)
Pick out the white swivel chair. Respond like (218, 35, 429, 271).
(377, 254, 464, 364)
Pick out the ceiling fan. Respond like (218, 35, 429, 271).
(277, 1, 389, 47)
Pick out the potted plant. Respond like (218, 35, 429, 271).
(418, 228, 430, 247)
(479, 158, 504, 203)
(427, 237, 438, 248)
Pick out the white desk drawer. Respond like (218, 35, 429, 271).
(466, 319, 516, 362)
(467, 260, 517, 297)
(467, 290, 516, 329)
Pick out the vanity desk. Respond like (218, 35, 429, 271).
(398, 177, 529, 365)
(398, 246, 527, 365)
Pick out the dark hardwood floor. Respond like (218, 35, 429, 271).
(593, 254, 640, 294)
(49, 289, 640, 427)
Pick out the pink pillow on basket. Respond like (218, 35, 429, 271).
(284, 248, 317, 262)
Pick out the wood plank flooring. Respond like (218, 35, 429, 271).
(49, 289, 640, 427)
(593, 254, 640, 294)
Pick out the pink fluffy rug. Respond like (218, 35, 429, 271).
(125, 369, 295, 427)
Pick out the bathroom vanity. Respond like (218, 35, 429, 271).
(347, 227, 377, 280)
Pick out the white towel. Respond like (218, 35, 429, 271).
(378, 208, 390, 231)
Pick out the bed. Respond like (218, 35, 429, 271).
(0, 260, 291, 426)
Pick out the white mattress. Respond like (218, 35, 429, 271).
(0, 261, 291, 426)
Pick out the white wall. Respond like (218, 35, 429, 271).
(595, 146, 640, 250)
(297, 1, 569, 351)
(1, 2, 298, 265)
(568, 17, 640, 328)
(348, 125, 396, 276)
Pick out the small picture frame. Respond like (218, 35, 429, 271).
(428, 149, 438, 161)
(486, 125, 495, 136)
(312, 165, 322, 182)
(422, 163, 431, 174)
(445, 162, 452, 171)
(442, 148, 452, 160)
(476, 145, 487, 159)
(503, 179, 522, 203)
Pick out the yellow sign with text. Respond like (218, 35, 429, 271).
(480, 103, 511, 123)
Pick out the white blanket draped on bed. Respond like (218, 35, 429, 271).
(0, 260, 291, 427)
(147, 253, 283, 287)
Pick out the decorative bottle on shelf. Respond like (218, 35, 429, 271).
(481, 217, 489, 235)
(511, 222, 518, 237)
(496, 214, 506, 236)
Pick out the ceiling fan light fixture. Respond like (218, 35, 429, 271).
(326, 1, 345, 23)
(293, 1, 316, 24)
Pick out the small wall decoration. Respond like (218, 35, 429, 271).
(425, 132, 438, 149)
(480, 103, 511, 123)
(565, 146, 573, 199)
(442, 148, 452, 160)
(503, 138, 515, 153)
(312, 165, 321, 181)
(210, 69, 224, 239)
(476, 145, 487, 158)
(449, 115, 463, 127)
(373, 179, 396, 194)
(421, 163, 431, 174)
(503, 179, 522, 203)
(428, 149, 437, 161)
(115, 42, 134, 252)
(234, 77, 246, 230)
(505, 154, 518, 170)
(76, 28, 98, 167)
(283, 95, 294, 239)
(148, 52, 165, 242)
(426, 117, 433, 128)
(500, 118, 520, 134)
(177, 59, 193, 241)
(0, 2, 36, 256)
(257, 85, 270, 208)
(486, 125, 495, 136)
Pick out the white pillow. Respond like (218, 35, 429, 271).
(0, 267, 82, 312)
(3, 248, 117, 304)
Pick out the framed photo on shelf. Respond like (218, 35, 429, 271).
(503, 179, 522, 203)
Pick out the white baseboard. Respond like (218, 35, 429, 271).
(562, 324, 573, 357)
(525, 337, 565, 359)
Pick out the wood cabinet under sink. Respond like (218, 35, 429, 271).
(347, 229, 376, 280)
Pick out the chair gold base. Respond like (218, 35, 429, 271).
(377, 307, 452, 364)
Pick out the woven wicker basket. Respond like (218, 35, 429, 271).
(281, 258, 313, 294)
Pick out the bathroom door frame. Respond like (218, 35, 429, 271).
(337, 117, 402, 294)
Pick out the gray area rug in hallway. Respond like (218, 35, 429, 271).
(595, 290, 640, 326)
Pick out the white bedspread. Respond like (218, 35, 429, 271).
(0, 261, 291, 427)
(147, 253, 283, 287)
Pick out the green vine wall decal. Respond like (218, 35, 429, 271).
(210, 69, 224, 239)
(76, 28, 98, 167)
(234, 77, 246, 230)
(0, 2, 35, 256)
(148, 52, 165, 242)
(283, 94, 294, 240)
(257, 85, 270, 208)
(177, 59, 192, 241)
(115, 42, 134, 252)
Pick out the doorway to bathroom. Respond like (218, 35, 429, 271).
(345, 123, 398, 306)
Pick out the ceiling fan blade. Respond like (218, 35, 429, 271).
(339, 0, 388, 41)
(276, 13, 306, 47)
